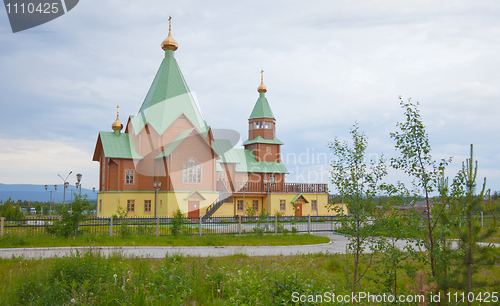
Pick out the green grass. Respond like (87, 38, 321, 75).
(1, 251, 499, 305)
(0, 233, 329, 248)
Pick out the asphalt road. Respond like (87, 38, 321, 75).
(0, 233, 413, 259)
(0, 233, 497, 259)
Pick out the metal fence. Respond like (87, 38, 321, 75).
(0, 215, 342, 237)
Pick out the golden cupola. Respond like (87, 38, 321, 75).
(112, 104, 123, 133)
(161, 16, 178, 51)
(258, 69, 267, 93)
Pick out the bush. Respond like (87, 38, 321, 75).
(171, 209, 184, 236)
(46, 195, 90, 237)
(0, 198, 25, 220)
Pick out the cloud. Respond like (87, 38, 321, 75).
(0, 0, 499, 191)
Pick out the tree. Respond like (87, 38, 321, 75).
(328, 123, 387, 300)
(0, 198, 25, 219)
(390, 97, 451, 280)
(440, 144, 499, 305)
(46, 194, 91, 237)
(35, 203, 42, 215)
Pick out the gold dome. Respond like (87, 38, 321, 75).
(112, 105, 123, 131)
(161, 16, 178, 51)
(258, 69, 267, 93)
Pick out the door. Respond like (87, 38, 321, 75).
(295, 203, 303, 216)
(188, 201, 200, 220)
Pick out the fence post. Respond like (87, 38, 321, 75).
(481, 212, 484, 227)
(1, 217, 4, 237)
(156, 217, 160, 236)
(238, 215, 242, 235)
(109, 216, 113, 237)
(199, 216, 202, 236)
(274, 214, 277, 234)
(308, 214, 311, 234)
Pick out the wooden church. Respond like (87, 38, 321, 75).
(92, 19, 335, 218)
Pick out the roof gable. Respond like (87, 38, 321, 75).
(96, 132, 143, 160)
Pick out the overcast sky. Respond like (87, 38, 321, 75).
(0, 0, 499, 194)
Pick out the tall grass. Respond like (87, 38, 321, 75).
(1, 251, 499, 305)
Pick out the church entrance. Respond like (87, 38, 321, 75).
(188, 201, 200, 219)
(295, 202, 303, 216)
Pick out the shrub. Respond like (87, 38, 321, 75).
(171, 209, 184, 236)
(0, 198, 25, 219)
(46, 194, 90, 237)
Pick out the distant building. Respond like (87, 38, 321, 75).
(92, 19, 342, 218)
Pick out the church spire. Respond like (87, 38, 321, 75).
(249, 70, 274, 120)
(257, 69, 267, 93)
(161, 16, 178, 51)
(112, 104, 123, 134)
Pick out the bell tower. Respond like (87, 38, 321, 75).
(243, 71, 283, 162)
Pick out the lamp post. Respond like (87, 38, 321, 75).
(92, 187, 96, 214)
(44, 184, 57, 218)
(58, 171, 72, 207)
(242, 182, 248, 217)
(153, 181, 162, 218)
(263, 176, 275, 230)
(76, 173, 82, 195)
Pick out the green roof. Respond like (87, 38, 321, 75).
(99, 132, 143, 159)
(291, 194, 309, 203)
(212, 139, 241, 163)
(156, 128, 195, 158)
(213, 139, 288, 174)
(249, 92, 275, 119)
(130, 50, 207, 135)
(242, 136, 284, 146)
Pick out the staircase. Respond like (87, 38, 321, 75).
(202, 195, 232, 222)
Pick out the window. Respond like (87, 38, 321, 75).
(249, 122, 254, 130)
(125, 170, 134, 185)
(183, 158, 201, 183)
(255, 122, 263, 129)
(253, 200, 259, 212)
(99, 199, 102, 213)
(160, 200, 162, 208)
(265, 122, 271, 129)
(266, 147, 271, 153)
(144, 200, 151, 213)
(218, 171, 225, 181)
(280, 200, 286, 212)
(127, 200, 135, 212)
(312, 200, 318, 212)
(183, 158, 202, 183)
(237, 200, 244, 211)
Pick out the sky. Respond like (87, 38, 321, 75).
(0, 0, 499, 194)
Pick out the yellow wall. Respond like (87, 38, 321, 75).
(97, 192, 346, 217)
(97, 191, 218, 217)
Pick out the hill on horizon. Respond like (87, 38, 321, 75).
(0, 183, 97, 203)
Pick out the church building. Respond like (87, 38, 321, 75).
(92, 19, 338, 218)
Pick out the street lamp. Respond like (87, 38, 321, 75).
(153, 181, 162, 218)
(75, 173, 82, 196)
(58, 171, 72, 207)
(263, 176, 275, 230)
(242, 182, 248, 217)
(44, 184, 57, 218)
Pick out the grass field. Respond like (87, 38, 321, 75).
(1, 251, 499, 305)
(0, 233, 330, 248)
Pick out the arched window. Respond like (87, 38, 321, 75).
(183, 158, 202, 183)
